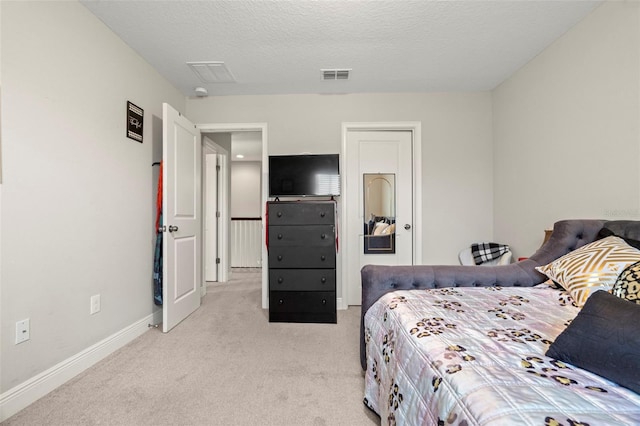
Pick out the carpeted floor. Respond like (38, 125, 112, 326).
(3, 269, 380, 425)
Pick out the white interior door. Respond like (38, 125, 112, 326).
(345, 130, 413, 305)
(205, 153, 218, 282)
(162, 103, 202, 332)
(216, 153, 230, 283)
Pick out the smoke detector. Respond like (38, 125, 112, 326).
(194, 87, 208, 97)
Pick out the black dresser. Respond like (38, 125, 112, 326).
(267, 201, 337, 323)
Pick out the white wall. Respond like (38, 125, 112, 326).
(0, 1, 185, 393)
(493, 1, 640, 259)
(186, 92, 494, 265)
(231, 162, 262, 217)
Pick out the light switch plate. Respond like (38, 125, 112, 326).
(90, 294, 101, 315)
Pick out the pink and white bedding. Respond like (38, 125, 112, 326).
(363, 285, 640, 425)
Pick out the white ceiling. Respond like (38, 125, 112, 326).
(81, 0, 602, 98)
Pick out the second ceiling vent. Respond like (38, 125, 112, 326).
(322, 69, 351, 81)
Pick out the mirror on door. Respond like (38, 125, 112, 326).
(363, 173, 396, 254)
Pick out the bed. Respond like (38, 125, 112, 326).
(360, 220, 640, 425)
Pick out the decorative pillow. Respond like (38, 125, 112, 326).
(380, 224, 395, 235)
(546, 290, 640, 394)
(611, 260, 640, 304)
(372, 222, 389, 236)
(598, 227, 640, 250)
(535, 236, 640, 307)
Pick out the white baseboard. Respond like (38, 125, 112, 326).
(0, 310, 162, 422)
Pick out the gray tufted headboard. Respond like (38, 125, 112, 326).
(359, 219, 640, 370)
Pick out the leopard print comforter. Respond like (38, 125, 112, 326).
(364, 285, 640, 425)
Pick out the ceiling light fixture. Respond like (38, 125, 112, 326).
(236, 154, 244, 159)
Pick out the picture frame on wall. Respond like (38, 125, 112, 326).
(126, 101, 144, 143)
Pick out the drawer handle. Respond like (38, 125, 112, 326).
(278, 277, 284, 283)
(320, 255, 326, 261)
(278, 299, 284, 305)
(277, 212, 282, 217)
(321, 233, 326, 239)
(322, 299, 327, 305)
(277, 255, 283, 261)
(320, 212, 326, 217)
(320, 277, 327, 283)
(277, 234, 283, 239)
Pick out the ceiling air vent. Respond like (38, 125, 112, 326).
(187, 61, 236, 83)
(322, 69, 351, 81)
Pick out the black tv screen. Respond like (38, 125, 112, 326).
(269, 154, 340, 197)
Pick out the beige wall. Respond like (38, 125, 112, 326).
(0, 1, 185, 391)
(186, 92, 495, 264)
(493, 1, 640, 259)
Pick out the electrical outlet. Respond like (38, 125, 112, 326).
(90, 294, 101, 315)
(16, 319, 30, 344)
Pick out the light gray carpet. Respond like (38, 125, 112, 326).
(4, 269, 380, 425)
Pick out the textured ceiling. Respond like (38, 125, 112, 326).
(81, 0, 602, 97)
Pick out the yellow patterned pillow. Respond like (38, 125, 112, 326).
(536, 236, 640, 307)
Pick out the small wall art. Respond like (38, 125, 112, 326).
(126, 101, 144, 143)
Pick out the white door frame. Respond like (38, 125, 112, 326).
(203, 148, 217, 291)
(197, 123, 269, 309)
(202, 138, 228, 292)
(341, 122, 422, 307)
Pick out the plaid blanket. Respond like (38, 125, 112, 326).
(471, 242, 509, 265)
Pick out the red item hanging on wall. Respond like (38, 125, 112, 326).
(155, 162, 163, 231)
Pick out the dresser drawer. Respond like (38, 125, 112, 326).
(269, 269, 336, 291)
(269, 225, 335, 247)
(269, 291, 336, 313)
(268, 202, 334, 225)
(269, 246, 336, 268)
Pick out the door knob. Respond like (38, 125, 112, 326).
(168, 225, 179, 232)
(404, 224, 411, 230)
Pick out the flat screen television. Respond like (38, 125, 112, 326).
(269, 154, 340, 197)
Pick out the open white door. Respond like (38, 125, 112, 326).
(162, 103, 202, 332)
